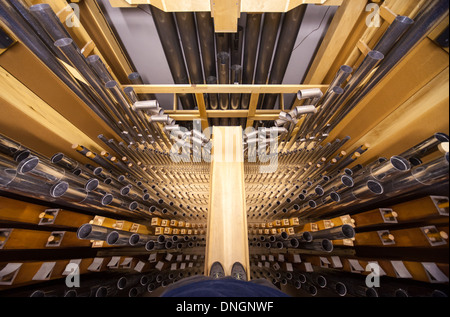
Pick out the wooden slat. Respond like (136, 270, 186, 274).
(245, 93, 260, 128)
(194, 93, 209, 131)
(206, 127, 249, 278)
(210, 0, 240, 33)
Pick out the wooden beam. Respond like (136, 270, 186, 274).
(211, 0, 240, 33)
(194, 93, 210, 130)
(206, 126, 249, 278)
(245, 93, 260, 128)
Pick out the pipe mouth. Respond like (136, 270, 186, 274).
(395, 15, 414, 25)
(366, 288, 379, 297)
(157, 235, 165, 243)
(93, 167, 103, 175)
(120, 186, 130, 195)
(269, 235, 276, 243)
(342, 175, 354, 187)
(265, 242, 271, 248)
(281, 231, 289, 240)
(344, 168, 353, 176)
(140, 275, 149, 286)
(54, 37, 73, 48)
(165, 241, 173, 249)
(308, 285, 318, 296)
(217, 51, 230, 63)
(104, 178, 112, 185)
(390, 155, 411, 171)
(330, 192, 341, 202)
(147, 283, 156, 292)
(64, 290, 77, 297)
(101, 194, 113, 206)
(317, 275, 327, 288)
(342, 224, 356, 239)
(123, 86, 134, 94)
(308, 200, 317, 208)
(51, 153, 64, 164)
(436, 132, 450, 142)
(395, 289, 409, 297)
(275, 241, 283, 249)
(162, 208, 168, 214)
(106, 231, 119, 245)
(145, 240, 155, 251)
(432, 290, 447, 297)
(321, 239, 334, 252)
(367, 180, 384, 195)
(129, 288, 139, 297)
(302, 231, 313, 242)
(290, 238, 299, 248)
(171, 236, 179, 243)
(368, 50, 384, 61)
(95, 287, 108, 297)
(129, 233, 140, 246)
(335, 282, 347, 296)
(149, 206, 156, 213)
(294, 281, 302, 289)
(86, 54, 100, 63)
(293, 204, 300, 211)
(105, 80, 119, 89)
(128, 72, 140, 80)
(50, 181, 69, 197)
(129, 201, 138, 211)
(340, 65, 353, 74)
(332, 86, 344, 94)
(77, 223, 92, 239)
(143, 193, 150, 201)
(72, 169, 81, 176)
(409, 157, 423, 166)
(17, 156, 39, 174)
(30, 290, 45, 297)
(298, 274, 306, 283)
(117, 277, 127, 290)
(29, 3, 51, 11)
(85, 179, 99, 192)
(315, 186, 324, 196)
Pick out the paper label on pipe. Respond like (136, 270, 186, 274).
(304, 262, 314, 272)
(188, 262, 193, 268)
(92, 216, 105, 226)
(63, 259, 82, 276)
(180, 263, 186, 270)
(92, 240, 104, 248)
(114, 221, 124, 230)
(134, 261, 146, 273)
(261, 255, 266, 261)
(33, 262, 56, 281)
(165, 253, 174, 261)
(323, 220, 334, 229)
(185, 255, 191, 261)
(310, 223, 319, 232)
(107, 256, 121, 268)
(422, 262, 449, 283)
(348, 259, 365, 272)
(130, 223, 140, 233)
(170, 263, 178, 271)
(391, 261, 413, 278)
(330, 256, 343, 268)
(268, 255, 274, 262)
(320, 257, 331, 268)
(292, 254, 301, 263)
(121, 257, 133, 268)
(264, 262, 270, 269)
(340, 215, 355, 227)
(155, 261, 164, 271)
(88, 258, 104, 272)
(0, 263, 22, 285)
(176, 255, 183, 262)
(278, 254, 285, 262)
(285, 263, 293, 272)
(148, 253, 157, 262)
(257, 262, 263, 268)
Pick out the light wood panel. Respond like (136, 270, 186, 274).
(205, 127, 249, 278)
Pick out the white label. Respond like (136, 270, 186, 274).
(292, 254, 301, 263)
(391, 261, 413, 279)
(0, 263, 22, 286)
(107, 256, 121, 268)
(121, 257, 133, 268)
(330, 256, 343, 268)
(88, 258, 104, 272)
(148, 253, 157, 262)
(422, 262, 449, 283)
(32, 262, 56, 281)
(134, 261, 146, 273)
(320, 257, 331, 268)
(304, 262, 314, 272)
(348, 259, 365, 272)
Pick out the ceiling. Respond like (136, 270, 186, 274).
(97, 0, 338, 110)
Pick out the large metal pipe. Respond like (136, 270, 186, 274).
(399, 133, 449, 166)
(148, 5, 195, 110)
(263, 5, 307, 109)
(196, 12, 216, 79)
(241, 13, 262, 110)
(310, 224, 355, 240)
(254, 13, 282, 108)
(128, 72, 157, 101)
(175, 12, 204, 85)
(327, 0, 449, 133)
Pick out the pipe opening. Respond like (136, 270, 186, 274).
(85, 179, 99, 192)
(121, 186, 130, 195)
(281, 231, 288, 240)
(308, 200, 317, 208)
(367, 180, 384, 194)
(101, 194, 113, 206)
(147, 284, 156, 292)
(105, 80, 119, 89)
(104, 178, 112, 185)
(129, 201, 138, 210)
(129, 234, 140, 246)
(298, 274, 306, 283)
(436, 132, 449, 142)
(290, 238, 299, 248)
(157, 235, 165, 243)
(330, 192, 341, 202)
(395, 15, 414, 25)
(73, 169, 81, 176)
(409, 157, 423, 166)
(149, 206, 156, 213)
(315, 186, 324, 196)
(106, 231, 119, 245)
(77, 223, 92, 239)
(308, 285, 318, 296)
(95, 287, 108, 297)
(64, 290, 77, 297)
(391, 156, 411, 171)
(335, 282, 347, 296)
(368, 50, 384, 61)
(366, 288, 379, 297)
(145, 241, 155, 251)
(321, 239, 333, 252)
(342, 224, 356, 239)
(294, 281, 302, 289)
(54, 37, 73, 48)
(317, 276, 327, 288)
(432, 290, 447, 297)
(18, 156, 39, 174)
(165, 241, 173, 249)
(50, 181, 69, 197)
(129, 288, 139, 297)
(395, 289, 408, 297)
(342, 175, 354, 187)
(302, 231, 313, 242)
(51, 153, 64, 163)
(117, 277, 127, 290)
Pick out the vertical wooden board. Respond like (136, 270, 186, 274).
(211, 0, 240, 33)
(206, 127, 249, 278)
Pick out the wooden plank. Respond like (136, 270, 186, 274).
(206, 127, 249, 278)
(194, 93, 209, 131)
(211, 0, 240, 33)
(0, 65, 105, 159)
(246, 93, 260, 128)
